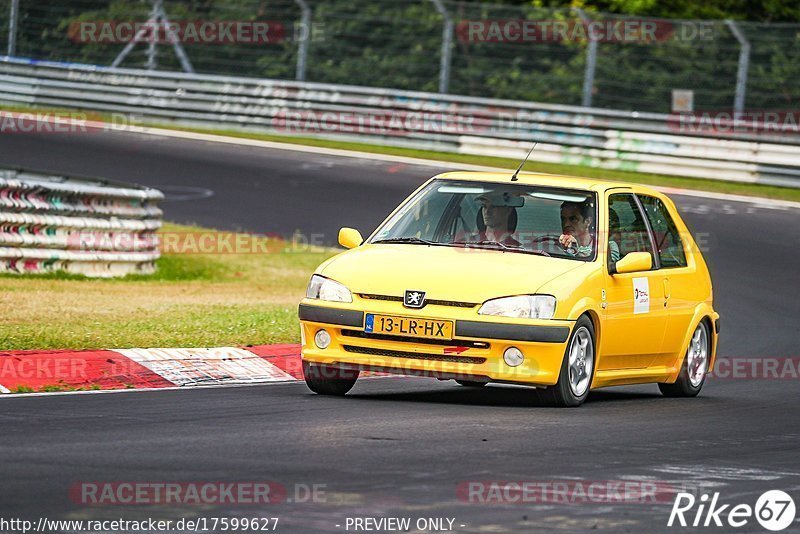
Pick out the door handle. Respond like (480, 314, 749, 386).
(663, 278, 670, 306)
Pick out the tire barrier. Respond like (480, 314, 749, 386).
(0, 167, 163, 277)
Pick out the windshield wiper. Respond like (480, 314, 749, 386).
(452, 239, 519, 251)
(373, 237, 550, 257)
(523, 249, 551, 257)
(372, 237, 438, 245)
(452, 240, 550, 257)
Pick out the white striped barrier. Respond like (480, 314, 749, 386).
(1, 57, 799, 188)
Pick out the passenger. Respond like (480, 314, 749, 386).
(558, 200, 594, 257)
(476, 192, 522, 248)
(609, 209, 621, 263)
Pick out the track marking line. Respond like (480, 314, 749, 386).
(0, 374, 398, 399)
(97, 123, 800, 210)
(0, 379, 303, 399)
(8, 112, 797, 209)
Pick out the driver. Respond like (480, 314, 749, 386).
(558, 200, 594, 257)
(476, 192, 522, 248)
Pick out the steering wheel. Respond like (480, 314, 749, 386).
(531, 235, 579, 256)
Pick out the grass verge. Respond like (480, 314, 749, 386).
(0, 223, 336, 350)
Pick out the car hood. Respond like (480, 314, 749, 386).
(318, 244, 587, 304)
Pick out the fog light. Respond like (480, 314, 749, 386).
(503, 347, 524, 367)
(314, 329, 331, 349)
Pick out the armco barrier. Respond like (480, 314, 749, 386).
(0, 167, 163, 277)
(1, 57, 799, 188)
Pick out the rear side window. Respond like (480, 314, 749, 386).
(638, 195, 688, 268)
(608, 194, 655, 268)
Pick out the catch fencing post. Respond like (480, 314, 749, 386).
(293, 0, 311, 81)
(7, 0, 19, 57)
(430, 0, 453, 94)
(145, 0, 160, 70)
(576, 9, 597, 108)
(112, 0, 194, 73)
(725, 20, 750, 116)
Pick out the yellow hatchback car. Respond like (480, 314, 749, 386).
(299, 172, 719, 406)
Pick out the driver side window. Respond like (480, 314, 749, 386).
(383, 189, 454, 241)
(608, 194, 655, 269)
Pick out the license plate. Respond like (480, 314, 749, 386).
(364, 314, 453, 340)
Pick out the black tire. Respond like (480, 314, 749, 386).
(540, 316, 596, 407)
(302, 360, 359, 396)
(659, 321, 709, 398)
(455, 380, 487, 388)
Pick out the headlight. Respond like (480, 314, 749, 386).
(306, 275, 352, 303)
(478, 295, 556, 319)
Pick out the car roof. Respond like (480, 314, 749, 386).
(431, 171, 660, 196)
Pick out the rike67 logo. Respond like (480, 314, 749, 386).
(668, 490, 796, 531)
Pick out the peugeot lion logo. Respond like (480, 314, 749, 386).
(404, 290, 426, 309)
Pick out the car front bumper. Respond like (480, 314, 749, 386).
(298, 301, 574, 387)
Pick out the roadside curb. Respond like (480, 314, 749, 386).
(0, 344, 303, 395)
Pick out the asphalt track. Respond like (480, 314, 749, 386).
(1, 129, 799, 533)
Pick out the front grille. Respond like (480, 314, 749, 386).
(358, 293, 477, 308)
(341, 329, 489, 349)
(342, 345, 486, 364)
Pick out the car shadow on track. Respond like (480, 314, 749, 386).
(346, 382, 665, 408)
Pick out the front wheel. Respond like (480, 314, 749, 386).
(659, 321, 709, 398)
(302, 360, 359, 396)
(540, 316, 595, 407)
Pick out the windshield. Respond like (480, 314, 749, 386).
(369, 180, 597, 261)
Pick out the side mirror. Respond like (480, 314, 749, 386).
(338, 227, 363, 249)
(613, 252, 652, 274)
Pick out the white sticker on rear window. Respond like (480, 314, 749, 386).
(633, 277, 650, 314)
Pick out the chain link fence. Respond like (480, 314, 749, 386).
(1, 0, 799, 114)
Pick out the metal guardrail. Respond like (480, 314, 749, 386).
(1, 57, 799, 188)
(0, 166, 163, 277)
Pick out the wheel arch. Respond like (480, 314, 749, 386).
(565, 301, 601, 359)
(700, 315, 717, 370)
(665, 305, 718, 383)
(566, 309, 601, 382)
(582, 308, 601, 346)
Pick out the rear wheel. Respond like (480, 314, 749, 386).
(540, 316, 595, 407)
(302, 360, 359, 396)
(659, 322, 709, 398)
